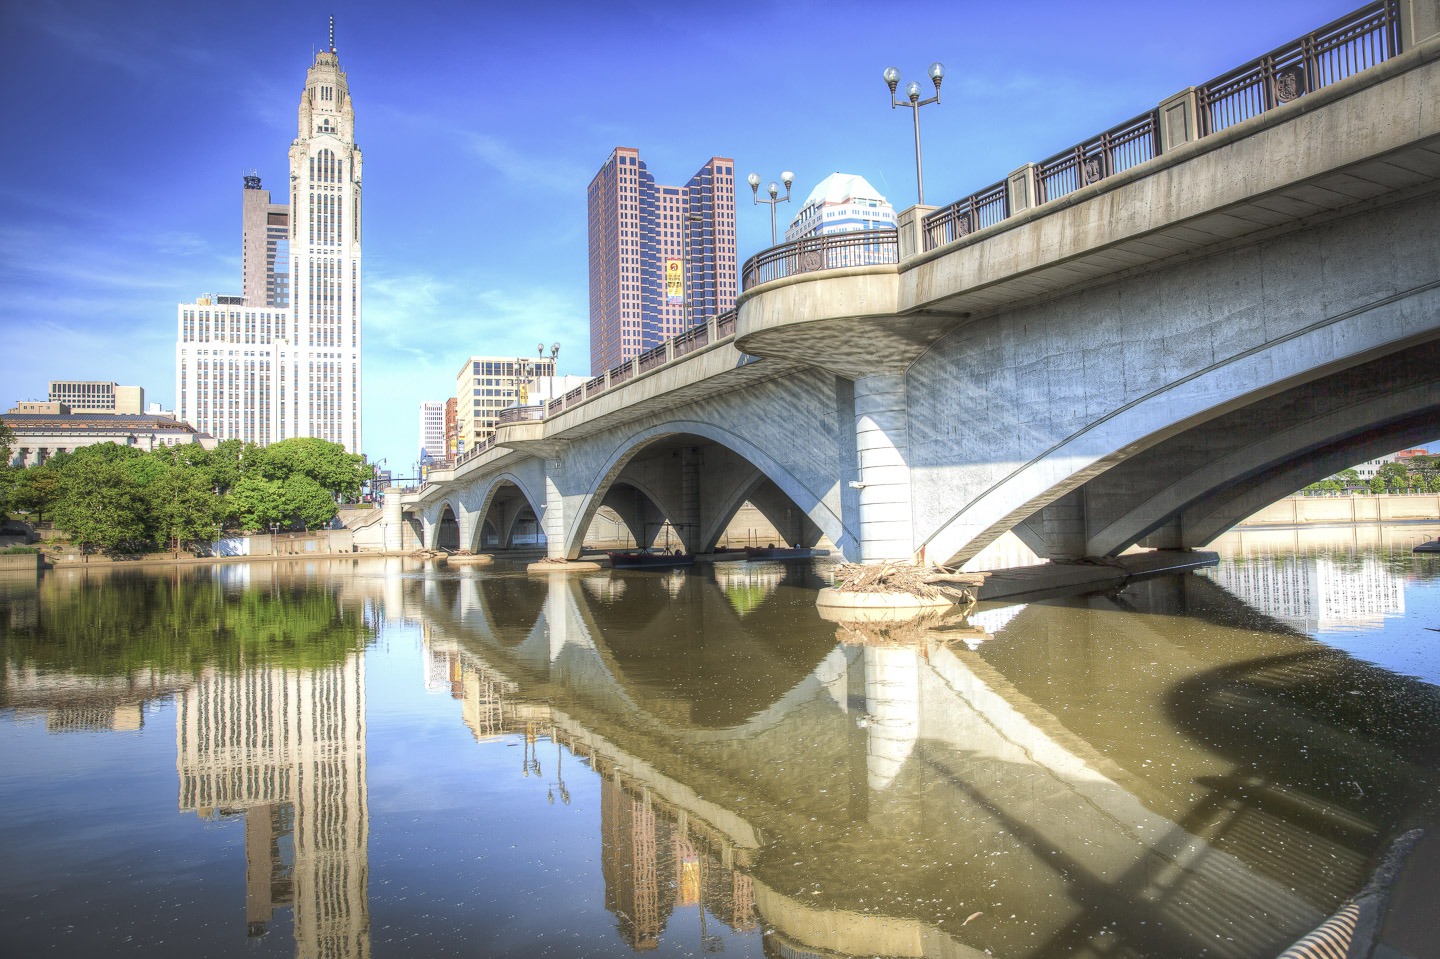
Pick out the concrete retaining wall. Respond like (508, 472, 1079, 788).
(0, 553, 40, 572)
(1237, 493, 1440, 526)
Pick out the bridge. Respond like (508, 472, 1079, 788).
(398, 1, 1440, 566)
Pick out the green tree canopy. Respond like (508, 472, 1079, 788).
(257, 438, 368, 500)
(228, 472, 337, 532)
(50, 444, 154, 553)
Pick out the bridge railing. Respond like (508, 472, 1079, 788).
(922, 0, 1403, 252)
(741, 229, 899, 290)
(1035, 112, 1159, 205)
(637, 342, 669, 374)
(496, 404, 546, 425)
(1199, 0, 1400, 134)
(924, 179, 1008, 248)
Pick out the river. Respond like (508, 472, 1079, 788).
(2, 524, 1438, 959)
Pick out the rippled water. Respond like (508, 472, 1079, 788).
(2, 526, 1438, 958)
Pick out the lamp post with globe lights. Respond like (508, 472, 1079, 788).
(747, 170, 794, 246)
(883, 62, 944, 205)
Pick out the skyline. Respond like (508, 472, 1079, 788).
(0, 0, 1370, 475)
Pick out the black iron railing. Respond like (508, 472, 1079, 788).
(924, 180, 1008, 249)
(1035, 111, 1160, 205)
(1199, 0, 1399, 134)
(921, 0, 1402, 252)
(741, 229, 899, 290)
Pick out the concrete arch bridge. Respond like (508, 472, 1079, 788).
(399, 4, 1440, 566)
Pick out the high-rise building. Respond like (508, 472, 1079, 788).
(586, 148, 737, 376)
(176, 22, 363, 454)
(444, 397, 457, 461)
(454, 356, 556, 454)
(242, 175, 290, 309)
(784, 172, 897, 246)
(418, 400, 445, 466)
(47, 380, 145, 415)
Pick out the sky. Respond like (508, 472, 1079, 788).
(0, 0, 1371, 476)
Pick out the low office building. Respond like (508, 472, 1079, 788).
(2, 412, 216, 467)
(46, 381, 146, 415)
(454, 355, 556, 454)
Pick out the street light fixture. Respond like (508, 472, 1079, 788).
(680, 211, 704, 327)
(883, 62, 944, 205)
(747, 170, 795, 245)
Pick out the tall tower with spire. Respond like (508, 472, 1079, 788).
(285, 18, 364, 453)
(174, 20, 364, 455)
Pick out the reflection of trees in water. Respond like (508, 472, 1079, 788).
(4, 570, 372, 677)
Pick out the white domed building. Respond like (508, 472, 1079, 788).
(783, 172, 897, 244)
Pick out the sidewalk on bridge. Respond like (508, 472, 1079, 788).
(975, 550, 1219, 603)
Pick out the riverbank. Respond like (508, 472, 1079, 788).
(1236, 492, 1440, 526)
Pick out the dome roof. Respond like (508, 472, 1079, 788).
(799, 172, 889, 208)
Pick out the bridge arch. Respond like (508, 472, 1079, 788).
(564, 420, 846, 559)
(466, 471, 546, 552)
(912, 203, 1440, 566)
(423, 499, 461, 551)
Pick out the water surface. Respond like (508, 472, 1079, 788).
(2, 529, 1438, 958)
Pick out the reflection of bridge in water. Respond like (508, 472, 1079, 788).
(403, 563, 1440, 958)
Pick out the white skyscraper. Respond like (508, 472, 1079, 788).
(176, 22, 363, 454)
(418, 401, 445, 466)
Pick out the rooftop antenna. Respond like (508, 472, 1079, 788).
(329, 15, 335, 54)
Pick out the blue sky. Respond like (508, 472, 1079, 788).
(0, 0, 1367, 475)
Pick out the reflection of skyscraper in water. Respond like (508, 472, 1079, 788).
(176, 656, 369, 958)
(1207, 554, 1404, 632)
(596, 765, 757, 951)
(601, 771, 675, 950)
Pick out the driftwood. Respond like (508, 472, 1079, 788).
(832, 562, 986, 601)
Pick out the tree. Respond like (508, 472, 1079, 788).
(0, 417, 14, 518)
(10, 463, 64, 523)
(149, 464, 221, 551)
(228, 472, 336, 532)
(258, 438, 368, 501)
(205, 439, 259, 496)
(52, 454, 153, 554)
(1377, 461, 1410, 491)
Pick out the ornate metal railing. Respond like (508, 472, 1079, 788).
(1036, 111, 1160, 205)
(672, 322, 710, 359)
(741, 229, 899, 290)
(637, 342, 669, 374)
(1199, 0, 1399, 134)
(920, 0, 1402, 252)
(496, 404, 545, 425)
(924, 180, 1008, 248)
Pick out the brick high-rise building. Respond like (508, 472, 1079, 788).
(176, 20, 363, 453)
(586, 148, 737, 376)
(241, 175, 290, 309)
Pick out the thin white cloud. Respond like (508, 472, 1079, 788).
(460, 133, 590, 193)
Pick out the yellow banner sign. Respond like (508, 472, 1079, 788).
(665, 258, 683, 303)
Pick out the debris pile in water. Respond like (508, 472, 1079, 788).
(832, 562, 985, 602)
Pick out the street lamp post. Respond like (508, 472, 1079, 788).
(883, 62, 945, 205)
(747, 170, 795, 246)
(680, 211, 703, 327)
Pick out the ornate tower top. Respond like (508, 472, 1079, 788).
(296, 20, 354, 143)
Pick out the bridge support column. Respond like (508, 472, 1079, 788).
(853, 373, 916, 563)
(383, 495, 403, 552)
(681, 447, 700, 551)
(1040, 489, 1089, 561)
(543, 469, 566, 560)
(1139, 518, 1184, 551)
